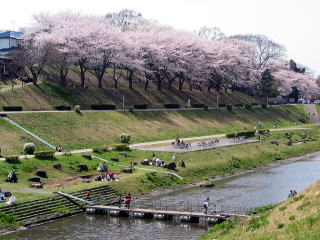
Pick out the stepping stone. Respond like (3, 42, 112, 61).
(119, 152, 127, 157)
(82, 179, 91, 183)
(31, 183, 43, 188)
(36, 170, 47, 178)
(122, 168, 133, 173)
(78, 164, 88, 171)
(4, 192, 12, 197)
(131, 162, 138, 165)
(53, 164, 62, 169)
(165, 162, 176, 170)
(82, 155, 92, 160)
(29, 177, 41, 183)
(110, 158, 119, 162)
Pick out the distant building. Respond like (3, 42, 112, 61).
(0, 31, 23, 76)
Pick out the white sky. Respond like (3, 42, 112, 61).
(1, 0, 319, 75)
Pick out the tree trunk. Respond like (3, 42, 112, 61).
(128, 70, 134, 89)
(179, 78, 185, 91)
(156, 73, 162, 91)
(207, 86, 211, 92)
(144, 79, 149, 91)
(188, 81, 193, 91)
(79, 64, 86, 88)
(60, 67, 68, 86)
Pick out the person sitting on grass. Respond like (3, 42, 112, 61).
(0, 190, 5, 203)
(7, 195, 16, 205)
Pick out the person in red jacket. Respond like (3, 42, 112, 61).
(125, 193, 132, 209)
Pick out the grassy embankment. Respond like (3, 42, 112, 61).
(1, 105, 308, 155)
(0, 80, 256, 111)
(1, 124, 319, 205)
(199, 180, 320, 240)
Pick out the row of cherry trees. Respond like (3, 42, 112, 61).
(12, 10, 318, 98)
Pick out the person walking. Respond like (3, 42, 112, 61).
(118, 194, 122, 208)
(203, 198, 209, 214)
(172, 154, 177, 163)
(125, 193, 132, 209)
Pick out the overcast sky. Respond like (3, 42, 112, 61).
(1, 0, 319, 75)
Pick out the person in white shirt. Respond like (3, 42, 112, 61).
(203, 198, 209, 214)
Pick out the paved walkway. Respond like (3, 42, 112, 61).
(304, 104, 319, 123)
(135, 138, 260, 153)
(0, 82, 32, 92)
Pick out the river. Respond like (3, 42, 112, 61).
(4, 154, 320, 240)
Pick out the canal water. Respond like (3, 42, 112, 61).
(4, 154, 320, 240)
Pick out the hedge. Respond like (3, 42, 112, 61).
(0, 114, 7, 117)
(245, 104, 252, 110)
(5, 155, 20, 163)
(234, 103, 244, 107)
(226, 104, 233, 111)
(192, 103, 205, 108)
(251, 103, 258, 106)
(34, 151, 55, 159)
(133, 104, 148, 109)
(2, 106, 22, 111)
(91, 104, 116, 110)
(226, 130, 255, 138)
(218, 103, 226, 108)
(110, 144, 130, 151)
(164, 104, 180, 109)
(258, 129, 270, 134)
(54, 105, 71, 111)
(261, 103, 267, 109)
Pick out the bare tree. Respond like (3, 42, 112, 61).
(195, 26, 225, 40)
(230, 34, 285, 67)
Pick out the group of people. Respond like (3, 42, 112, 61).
(0, 189, 16, 205)
(288, 190, 298, 198)
(96, 162, 117, 181)
(118, 193, 132, 209)
(6, 171, 18, 183)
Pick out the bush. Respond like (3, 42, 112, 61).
(261, 103, 267, 109)
(5, 155, 20, 164)
(218, 103, 226, 108)
(120, 133, 131, 143)
(192, 103, 205, 108)
(74, 105, 81, 114)
(234, 103, 244, 107)
(110, 144, 130, 151)
(133, 104, 148, 109)
(245, 104, 252, 110)
(252, 103, 258, 106)
(34, 151, 55, 159)
(3, 106, 22, 111)
(226, 130, 255, 138)
(164, 103, 180, 109)
(0, 114, 7, 117)
(258, 129, 270, 134)
(91, 104, 116, 110)
(128, 106, 134, 113)
(23, 142, 35, 155)
(226, 104, 233, 111)
(54, 105, 71, 111)
(203, 105, 208, 111)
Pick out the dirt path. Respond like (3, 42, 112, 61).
(304, 104, 319, 123)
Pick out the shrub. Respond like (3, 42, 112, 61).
(34, 151, 55, 159)
(277, 223, 285, 229)
(133, 104, 148, 109)
(23, 142, 35, 155)
(5, 155, 20, 164)
(226, 104, 233, 111)
(288, 215, 295, 221)
(54, 105, 71, 111)
(164, 103, 180, 109)
(3, 106, 22, 111)
(120, 133, 131, 143)
(0, 114, 7, 117)
(128, 106, 134, 113)
(258, 129, 270, 134)
(226, 130, 255, 138)
(110, 144, 130, 151)
(74, 105, 81, 114)
(192, 103, 205, 108)
(252, 103, 258, 106)
(218, 103, 226, 108)
(203, 105, 208, 111)
(91, 104, 116, 110)
(261, 103, 267, 109)
(245, 104, 252, 110)
(234, 103, 244, 107)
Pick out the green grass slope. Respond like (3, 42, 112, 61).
(1, 105, 308, 155)
(199, 180, 320, 240)
(0, 81, 257, 111)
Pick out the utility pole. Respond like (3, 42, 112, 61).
(216, 96, 219, 109)
(122, 95, 125, 110)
